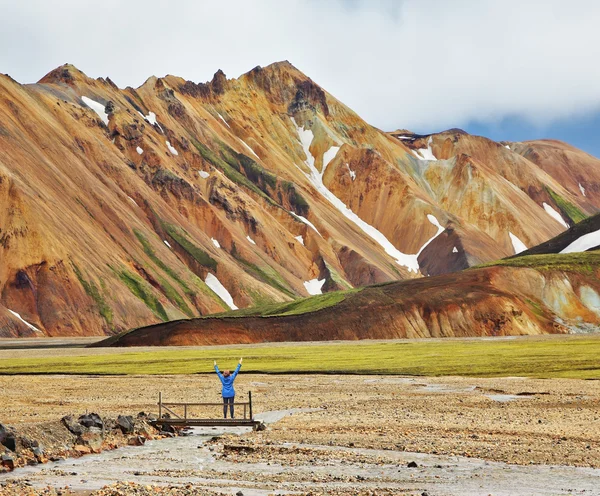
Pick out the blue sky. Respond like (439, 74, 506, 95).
(418, 113, 600, 159)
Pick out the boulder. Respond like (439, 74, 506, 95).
(32, 446, 46, 463)
(0, 424, 16, 452)
(116, 415, 134, 435)
(62, 415, 84, 436)
(73, 445, 92, 456)
(78, 413, 103, 430)
(160, 423, 175, 434)
(1, 454, 14, 471)
(76, 427, 103, 453)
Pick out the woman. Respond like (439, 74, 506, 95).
(214, 357, 242, 418)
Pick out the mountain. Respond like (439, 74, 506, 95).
(99, 214, 600, 347)
(1, 61, 599, 337)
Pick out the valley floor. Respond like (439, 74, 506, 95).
(1, 336, 599, 494)
(1, 372, 599, 495)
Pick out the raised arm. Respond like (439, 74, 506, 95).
(231, 358, 242, 380)
(214, 361, 225, 384)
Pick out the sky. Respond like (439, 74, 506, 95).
(2, 0, 600, 156)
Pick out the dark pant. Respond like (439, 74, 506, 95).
(223, 396, 235, 418)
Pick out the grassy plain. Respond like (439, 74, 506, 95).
(0, 335, 598, 378)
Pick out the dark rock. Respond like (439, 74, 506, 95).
(127, 435, 146, 446)
(160, 423, 175, 434)
(61, 416, 84, 436)
(236, 491, 244, 496)
(211, 69, 227, 95)
(1, 454, 14, 471)
(255, 421, 267, 432)
(115, 415, 135, 435)
(76, 427, 103, 453)
(78, 413, 103, 430)
(0, 424, 16, 452)
(407, 461, 419, 468)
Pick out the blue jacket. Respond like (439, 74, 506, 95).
(215, 363, 241, 398)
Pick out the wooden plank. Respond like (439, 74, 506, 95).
(154, 419, 260, 427)
(161, 402, 250, 407)
(161, 405, 182, 419)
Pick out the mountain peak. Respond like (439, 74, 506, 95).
(38, 63, 91, 86)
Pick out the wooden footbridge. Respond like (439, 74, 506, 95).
(153, 391, 263, 430)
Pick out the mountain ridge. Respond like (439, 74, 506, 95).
(1, 61, 599, 338)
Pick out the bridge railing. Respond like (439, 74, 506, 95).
(158, 391, 254, 420)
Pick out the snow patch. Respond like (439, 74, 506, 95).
(292, 117, 426, 273)
(304, 278, 326, 295)
(211, 238, 221, 249)
(136, 146, 143, 155)
(240, 140, 260, 159)
(205, 273, 238, 310)
(217, 113, 230, 128)
(8, 309, 41, 333)
(322, 146, 341, 172)
(295, 235, 304, 245)
(397, 135, 413, 140)
(346, 163, 356, 181)
(542, 202, 569, 229)
(166, 141, 178, 156)
(246, 235, 256, 245)
(416, 215, 445, 256)
(128, 196, 138, 207)
(452, 246, 458, 253)
(198, 170, 210, 179)
(579, 183, 586, 196)
(137, 110, 163, 132)
(505, 145, 510, 149)
(560, 228, 600, 254)
(163, 240, 172, 249)
(509, 232, 528, 254)
(290, 211, 321, 236)
(413, 137, 437, 161)
(81, 96, 109, 126)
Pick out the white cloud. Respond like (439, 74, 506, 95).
(2, 0, 600, 132)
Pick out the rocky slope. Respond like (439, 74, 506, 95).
(100, 214, 600, 346)
(1, 61, 599, 337)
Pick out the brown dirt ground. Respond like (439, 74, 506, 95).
(1, 373, 599, 468)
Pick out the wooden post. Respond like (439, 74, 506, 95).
(184, 404, 187, 420)
(249, 391, 253, 420)
(158, 392, 162, 419)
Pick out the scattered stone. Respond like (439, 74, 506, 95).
(160, 423, 175, 434)
(1, 453, 14, 471)
(75, 427, 103, 453)
(74, 444, 92, 455)
(78, 413, 103, 430)
(0, 424, 16, 452)
(61, 415, 84, 436)
(127, 435, 146, 446)
(116, 415, 134, 434)
(407, 461, 418, 468)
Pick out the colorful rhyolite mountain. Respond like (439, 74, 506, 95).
(1, 61, 599, 337)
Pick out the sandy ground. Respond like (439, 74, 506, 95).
(1, 373, 599, 469)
